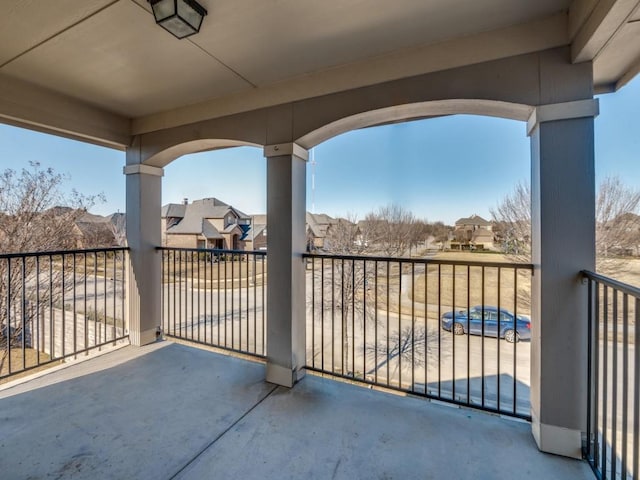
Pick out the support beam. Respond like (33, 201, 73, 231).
(125, 138, 164, 346)
(0, 73, 130, 150)
(264, 142, 308, 387)
(572, 0, 639, 63)
(529, 108, 596, 458)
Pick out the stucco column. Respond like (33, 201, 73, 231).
(125, 140, 164, 346)
(264, 142, 308, 387)
(529, 99, 598, 458)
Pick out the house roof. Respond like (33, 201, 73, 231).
(74, 220, 113, 237)
(455, 214, 492, 227)
(162, 203, 187, 219)
(202, 220, 223, 240)
(306, 212, 338, 238)
(77, 211, 110, 223)
(165, 197, 251, 235)
(249, 224, 267, 238)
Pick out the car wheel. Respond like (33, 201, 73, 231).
(504, 329, 519, 343)
(453, 323, 465, 335)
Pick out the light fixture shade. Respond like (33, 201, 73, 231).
(148, 0, 207, 39)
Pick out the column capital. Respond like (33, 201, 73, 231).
(527, 98, 599, 136)
(264, 142, 309, 161)
(123, 164, 164, 177)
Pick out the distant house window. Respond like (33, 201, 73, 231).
(225, 214, 237, 227)
(197, 239, 205, 249)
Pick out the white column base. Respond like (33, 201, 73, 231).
(531, 413, 583, 459)
(266, 362, 306, 388)
(130, 327, 158, 347)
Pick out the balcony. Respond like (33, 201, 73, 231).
(5, 246, 631, 479)
(0, 340, 592, 479)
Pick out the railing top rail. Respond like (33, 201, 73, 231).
(157, 246, 267, 256)
(0, 246, 129, 260)
(303, 252, 534, 270)
(582, 269, 640, 298)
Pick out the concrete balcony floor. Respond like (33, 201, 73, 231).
(0, 341, 592, 480)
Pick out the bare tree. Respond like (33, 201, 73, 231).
(320, 215, 376, 370)
(109, 213, 127, 247)
(490, 182, 531, 261)
(318, 208, 436, 376)
(364, 204, 421, 257)
(596, 176, 640, 260)
(491, 176, 640, 270)
(0, 162, 103, 373)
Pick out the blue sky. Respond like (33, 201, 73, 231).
(0, 75, 638, 225)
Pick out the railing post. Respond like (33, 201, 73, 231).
(264, 143, 308, 387)
(125, 138, 164, 346)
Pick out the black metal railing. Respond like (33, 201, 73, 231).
(304, 253, 534, 419)
(583, 270, 639, 480)
(159, 247, 266, 357)
(0, 247, 128, 380)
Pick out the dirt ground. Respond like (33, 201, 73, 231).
(432, 251, 640, 289)
(597, 257, 640, 288)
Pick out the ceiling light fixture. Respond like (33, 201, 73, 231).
(148, 0, 208, 39)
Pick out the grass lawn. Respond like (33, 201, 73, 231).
(163, 259, 267, 287)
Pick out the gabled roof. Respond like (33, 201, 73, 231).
(455, 214, 491, 226)
(162, 203, 186, 219)
(190, 198, 235, 220)
(306, 212, 338, 238)
(77, 211, 110, 224)
(249, 224, 267, 238)
(202, 220, 223, 240)
(164, 198, 251, 235)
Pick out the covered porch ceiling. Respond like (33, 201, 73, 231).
(0, 0, 639, 148)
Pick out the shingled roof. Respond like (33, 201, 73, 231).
(455, 214, 491, 227)
(164, 198, 250, 238)
(306, 212, 338, 238)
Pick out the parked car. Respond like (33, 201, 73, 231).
(441, 306, 531, 343)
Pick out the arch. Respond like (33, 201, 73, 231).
(296, 99, 533, 149)
(144, 139, 262, 168)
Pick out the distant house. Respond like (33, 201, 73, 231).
(306, 212, 338, 251)
(73, 211, 117, 248)
(161, 198, 251, 250)
(451, 214, 495, 250)
(245, 214, 267, 251)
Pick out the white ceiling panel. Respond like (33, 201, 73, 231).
(0, 0, 116, 66)
(1, 1, 251, 116)
(191, 0, 571, 85)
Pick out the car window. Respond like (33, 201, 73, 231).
(484, 311, 497, 321)
(500, 312, 513, 322)
(469, 310, 482, 320)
